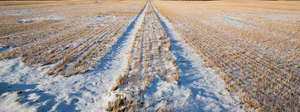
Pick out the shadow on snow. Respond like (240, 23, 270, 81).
(0, 82, 79, 112)
(89, 3, 148, 74)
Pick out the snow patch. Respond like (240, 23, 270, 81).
(0, 9, 41, 16)
(0, 92, 37, 112)
(214, 15, 254, 29)
(19, 16, 62, 23)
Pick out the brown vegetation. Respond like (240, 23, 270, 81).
(107, 4, 180, 111)
(154, 0, 300, 111)
(0, 0, 145, 76)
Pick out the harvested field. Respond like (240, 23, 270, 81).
(0, 0, 145, 76)
(0, 0, 299, 111)
(107, 3, 181, 111)
(153, 0, 300, 111)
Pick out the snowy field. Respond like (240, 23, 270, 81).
(0, 0, 299, 112)
(154, 1, 300, 112)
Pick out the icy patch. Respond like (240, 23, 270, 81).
(214, 15, 254, 29)
(237, 13, 300, 22)
(263, 14, 300, 20)
(0, 9, 41, 16)
(0, 4, 98, 16)
(19, 16, 62, 23)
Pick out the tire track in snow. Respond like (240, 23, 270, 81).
(83, 2, 149, 111)
(129, 1, 244, 111)
(106, 2, 184, 111)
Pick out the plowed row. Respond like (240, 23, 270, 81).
(107, 3, 180, 111)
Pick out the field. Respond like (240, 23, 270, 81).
(0, 0, 299, 111)
(153, 1, 300, 111)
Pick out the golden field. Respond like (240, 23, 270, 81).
(0, 0, 299, 111)
(153, 0, 300, 111)
(0, 0, 146, 76)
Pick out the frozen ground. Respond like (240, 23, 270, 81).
(0, 1, 244, 112)
(152, 1, 300, 111)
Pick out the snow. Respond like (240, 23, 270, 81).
(0, 4, 98, 16)
(0, 1, 244, 112)
(84, 2, 148, 110)
(0, 44, 9, 53)
(0, 2, 148, 112)
(19, 16, 62, 23)
(150, 2, 243, 111)
(214, 15, 254, 29)
(0, 9, 41, 16)
(244, 13, 300, 22)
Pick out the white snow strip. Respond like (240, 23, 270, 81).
(0, 9, 41, 16)
(150, 2, 244, 111)
(19, 16, 62, 23)
(0, 4, 98, 16)
(83, 3, 149, 110)
(213, 15, 254, 29)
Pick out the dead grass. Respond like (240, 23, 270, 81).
(107, 4, 180, 111)
(0, 0, 145, 76)
(154, 0, 300, 111)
